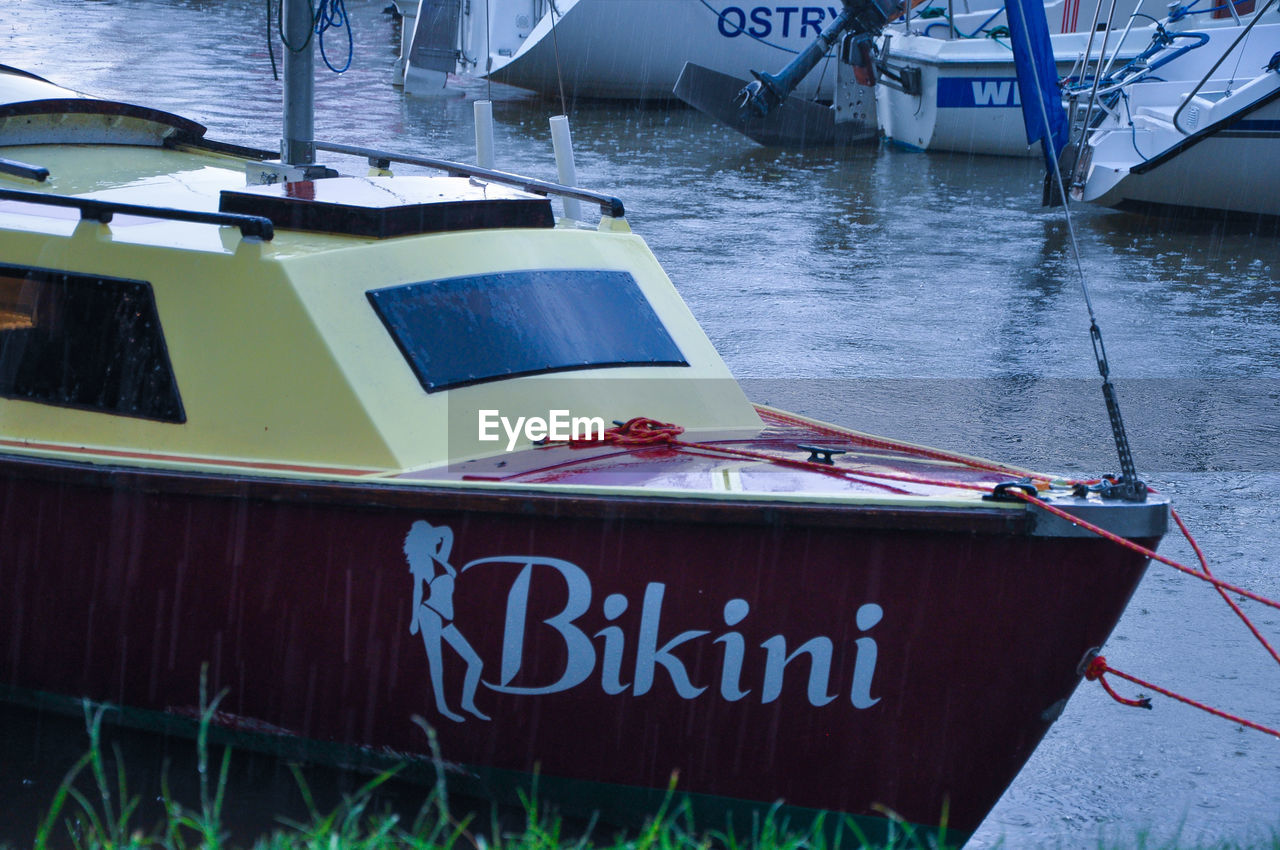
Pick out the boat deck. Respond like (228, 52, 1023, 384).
(408, 406, 1044, 507)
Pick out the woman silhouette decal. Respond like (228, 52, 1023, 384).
(406, 520, 490, 721)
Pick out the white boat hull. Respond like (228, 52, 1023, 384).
(1086, 111, 1280, 216)
(484, 0, 849, 100)
(404, 0, 1076, 100)
(872, 0, 1260, 156)
(1075, 22, 1280, 217)
(875, 24, 1176, 156)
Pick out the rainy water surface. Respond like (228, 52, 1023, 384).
(1, 1, 1278, 846)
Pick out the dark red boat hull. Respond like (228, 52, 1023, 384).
(0, 455, 1153, 839)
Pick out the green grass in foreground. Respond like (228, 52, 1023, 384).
(20, 699, 950, 850)
(14, 699, 1279, 850)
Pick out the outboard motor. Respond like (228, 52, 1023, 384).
(735, 0, 902, 119)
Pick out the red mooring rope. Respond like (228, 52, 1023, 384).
(1005, 489, 1280, 735)
(573, 417, 1009, 495)
(1011, 489, 1280, 612)
(761, 407, 1058, 481)
(571, 417, 1280, 737)
(1086, 655, 1280, 738)
(1172, 508, 1280, 668)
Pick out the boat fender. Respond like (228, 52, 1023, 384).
(474, 100, 495, 169)
(550, 115, 582, 222)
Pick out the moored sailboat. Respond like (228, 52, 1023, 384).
(1069, 10, 1280, 216)
(673, 0, 1265, 152)
(0, 4, 1167, 843)
(398, 0, 1160, 99)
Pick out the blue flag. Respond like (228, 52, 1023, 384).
(1006, 0, 1070, 175)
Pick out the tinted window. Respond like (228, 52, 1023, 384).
(368, 269, 688, 392)
(0, 264, 184, 422)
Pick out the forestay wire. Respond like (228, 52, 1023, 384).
(1011, 0, 1144, 502)
(1007, 0, 1279, 737)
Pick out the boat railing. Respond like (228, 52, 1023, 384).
(313, 141, 626, 219)
(0, 188, 275, 240)
(1172, 0, 1276, 134)
(0, 156, 50, 183)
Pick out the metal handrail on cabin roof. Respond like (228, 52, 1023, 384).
(0, 156, 48, 183)
(314, 141, 627, 219)
(0, 188, 275, 240)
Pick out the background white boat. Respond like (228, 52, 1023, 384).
(1071, 18, 1280, 215)
(400, 0, 1092, 99)
(872, 0, 1270, 155)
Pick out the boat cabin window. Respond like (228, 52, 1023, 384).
(0, 264, 185, 422)
(368, 269, 688, 392)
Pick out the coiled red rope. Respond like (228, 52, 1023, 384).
(569, 417, 686, 447)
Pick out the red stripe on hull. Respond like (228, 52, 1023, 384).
(0, 437, 382, 477)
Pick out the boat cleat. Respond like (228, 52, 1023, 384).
(797, 443, 848, 464)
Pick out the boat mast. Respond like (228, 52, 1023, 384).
(253, 0, 334, 183)
(282, 0, 316, 167)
